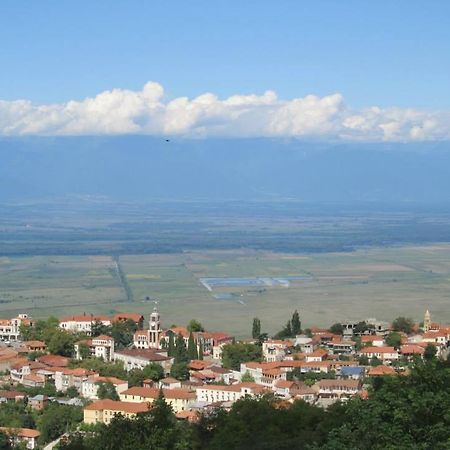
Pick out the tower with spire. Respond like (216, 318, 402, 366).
(424, 309, 431, 332)
(148, 306, 162, 348)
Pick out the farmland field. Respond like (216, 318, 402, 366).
(1, 245, 450, 336)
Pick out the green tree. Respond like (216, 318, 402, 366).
(358, 355, 370, 366)
(91, 320, 110, 337)
(252, 317, 261, 339)
(370, 356, 382, 367)
(66, 386, 79, 398)
(20, 316, 59, 342)
(187, 319, 204, 332)
(241, 370, 255, 382)
(151, 389, 175, 429)
(0, 431, 12, 450)
(198, 340, 204, 360)
(291, 310, 302, 335)
(392, 316, 414, 334)
(78, 342, 91, 360)
(187, 332, 198, 360)
(274, 320, 292, 339)
(354, 321, 370, 334)
(167, 333, 175, 357)
(97, 382, 119, 400)
(174, 334, 188, 364)
(74, 358, 127, 380)
(128, 368, 145, 387)
(329, 323, 344, 335)
(142, 363, 164, 381)
(385, 332, 402, 349)
(110, 319, 137, 349)
(221, 343, 262, 371)
(37, 403, 83, 444)
(48, 330, 74, 357)
(170, 362, 189, 381)
(424, 343, 437, 361)
(321, 361, 450, 449)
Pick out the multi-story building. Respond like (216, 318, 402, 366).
(359, 346, 399, 364)
(84, 399, 150, 425)
(59, 314, 111, 335)
(120, 386, 195, 412)
(0, 314, 33, 341)
(81, 375, 128, 400)
(74, 335, 115, 361)
(262, 340, 289, 362)
(114, 348, 173, 373)
(196, 383, 266, 405)
(0, 427, 40, 449)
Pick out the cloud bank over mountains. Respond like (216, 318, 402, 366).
(1, 81, 449, 141)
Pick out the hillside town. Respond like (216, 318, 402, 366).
(0, 307, 444, 448)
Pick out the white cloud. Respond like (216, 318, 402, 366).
(1, 81, 450, 141)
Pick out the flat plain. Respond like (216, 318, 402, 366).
(1, 245, 450, 336)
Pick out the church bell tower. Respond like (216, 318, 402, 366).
(149, 307, 162, 348)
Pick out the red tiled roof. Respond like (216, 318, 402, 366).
(115, 348, 170, 361)
(360, 346, 396, 354)
(188, 360, 210, 370)
(0, 427, 40, 439)
(113, 313, 144, 323)
(92, 335, 114, 342)
(319, 379, 360, 389)
(24, 340, 46, 349)
(90, 376, 127, 385)
(60, 315, 109, 323)
(37, 354, 69, 367)
(400, 345, 425, 355)
(85, 399, 150, 413)
(122, 386, 195, 400)
(275, 380, 296, 389)
(23, 374, 45, 383)
(367, 365, 396, 376)
(308, 349, 328, 357)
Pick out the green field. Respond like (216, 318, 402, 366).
(1, 245, 450, 336)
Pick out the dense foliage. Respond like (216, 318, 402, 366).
(59, 359, 450, 450)
(392, 316, 414, 334)
(221, 343, 262, 370)
(274, 310, 302, 339)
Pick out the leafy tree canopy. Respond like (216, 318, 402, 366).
(392, 316, 414, 334)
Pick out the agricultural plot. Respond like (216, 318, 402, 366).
(1, 245, 450, 337)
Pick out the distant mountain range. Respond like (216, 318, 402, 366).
(1, 136, 450, 203)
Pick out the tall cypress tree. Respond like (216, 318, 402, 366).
(252, 318, 261, 339)
(291, 310, 301, 335)
(187, 332, 198, 360)
(168, 333, 175, 357)
(174, 333, 188, 364)
(198, 340, 204, 360)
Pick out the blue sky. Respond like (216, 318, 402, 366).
(1, 0, 449, 108)
(1, 1, 449, 141)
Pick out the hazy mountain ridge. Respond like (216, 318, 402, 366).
(1, 136, 450, 202)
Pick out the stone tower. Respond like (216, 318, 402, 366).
(148, 307, 162, 348)
(424, 309, 431, 332)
